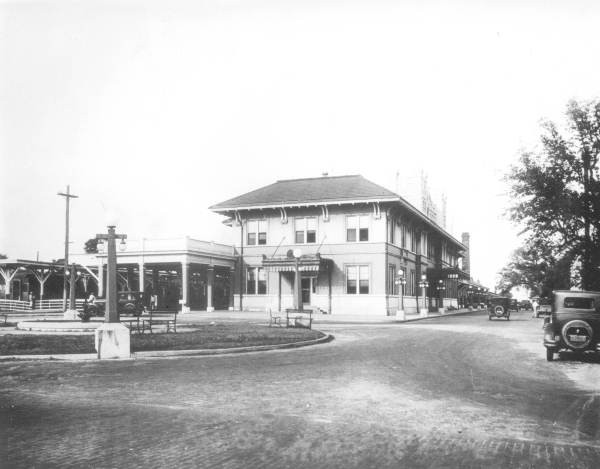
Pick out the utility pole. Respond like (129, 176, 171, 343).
(57, 185, 79, 312)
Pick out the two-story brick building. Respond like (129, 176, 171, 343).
(210, 174, 467, 316)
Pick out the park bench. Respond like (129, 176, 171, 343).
(268, 309, 283, 327)
(285, 308, 313, 329)
(141, 310, 177, 334)
(119, 315, 142, 334)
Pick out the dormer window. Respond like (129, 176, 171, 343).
(247, 220, 267, 245)
(295, 217, 317, 244)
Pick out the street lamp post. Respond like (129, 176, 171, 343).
(395, 269, 407, 320)
(94, 224, 130, 359)
(436, 279, 445, 314)
(418, 274, 429, 317)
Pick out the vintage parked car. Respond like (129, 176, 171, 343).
(488, 297, 511, 321)
(83, 291, 146, 319)
(508, 299, 519, 312)
(536, 298, 552, 318)
(543, 290, 600, 361)
(519, 300, 532, 311)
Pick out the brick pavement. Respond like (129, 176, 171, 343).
(1, 311, 599, 468)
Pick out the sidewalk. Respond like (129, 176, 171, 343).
(1, 307, 487, 326)
(176, 307, 486, 325)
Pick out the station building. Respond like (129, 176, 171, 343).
(210, 174, 471, 316)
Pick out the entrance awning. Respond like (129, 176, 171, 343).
(261, 254, 331, 274)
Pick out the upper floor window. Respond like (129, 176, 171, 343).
(347, 215, 369, 242)
(410, 228, 417, 252)
(247, 220, 267, 245)
(346, 265, 370, 294)
(246, 267, 266, 294)
(295, 217, 317, 244)
(401, 224, 406, 248)
(388, 218, 395, 244)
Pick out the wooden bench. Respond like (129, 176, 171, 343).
(285, 308, 313, 329)
(120, 315, 142, 334)
(268, 309, 283, 327)
(141, 310, 177, 334)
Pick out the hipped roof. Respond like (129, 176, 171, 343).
(210, 175, 465, 250)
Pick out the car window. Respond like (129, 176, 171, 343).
(563, 297, 594, 309)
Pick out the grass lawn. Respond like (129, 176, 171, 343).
(0, 323, 326, 355)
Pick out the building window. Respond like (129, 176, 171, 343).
(346, 265, 369, 294)
(295, 217, 317, 244)
(388, 218, 395, 244)
(387, 264, 397, 295)
(246, 267, 266, 294)
(247, 220, 267, 246)
(410, 228, 417, 253)
(346, 215, 369, 242)
(401, 224, 406, 248)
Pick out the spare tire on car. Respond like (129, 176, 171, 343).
(561, 320, 593, 350)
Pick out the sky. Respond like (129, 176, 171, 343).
(2, 0, 600, 290)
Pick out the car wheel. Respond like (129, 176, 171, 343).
(488, 315, 492, 321)
(507, 315, 510, 320)
(546, 348, 554, 361)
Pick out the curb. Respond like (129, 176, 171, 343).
(315, 309, 487, 325)
(0, 333, 335, 362)
(400, 309, 487, 323)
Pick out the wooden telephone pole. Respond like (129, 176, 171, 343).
(57, 185, 78, 311)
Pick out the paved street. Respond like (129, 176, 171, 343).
(1, 310, 600, 468)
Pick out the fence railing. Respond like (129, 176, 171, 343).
(0, 299, 85, 312)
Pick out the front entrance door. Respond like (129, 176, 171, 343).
(301, 278, 311, 305)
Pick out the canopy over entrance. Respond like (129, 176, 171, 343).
(261, 253, 331, 275)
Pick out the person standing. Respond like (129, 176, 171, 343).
(531, 298, 539, 318)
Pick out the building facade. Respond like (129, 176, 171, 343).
(210, 175, 467, 316)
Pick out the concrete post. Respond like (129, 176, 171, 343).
(63, 264, 79, 319)
(98, 260, 104, 297)
(181, 262, 190, 313)
(138, 262, 145, 293)
(228, 267, 235, 311)
(206, 266, 215, 312)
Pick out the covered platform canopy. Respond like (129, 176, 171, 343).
(71, 237, 238, 312)
(0, 258, 64, 300)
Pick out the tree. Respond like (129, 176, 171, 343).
(507, 99, 600, 290)
(496, 240, 573, 297)
(84, 238, 98, 254)
(0, 254, 7, 259)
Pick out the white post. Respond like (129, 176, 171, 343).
(138, 262, 145, 294)
(181, 262, 190, 313)
(420, 286, 428, 318)
(206, 266, 215, 312)
(98, 260, 104, 297)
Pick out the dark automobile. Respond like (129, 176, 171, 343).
(519, 300, 532, 311)
(543, 290, 600, 361)
(84, 291, 146, 318)
(536, 297, 552, 318)
(508, 299, 519, 312)
(488, 297, 510, 321)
